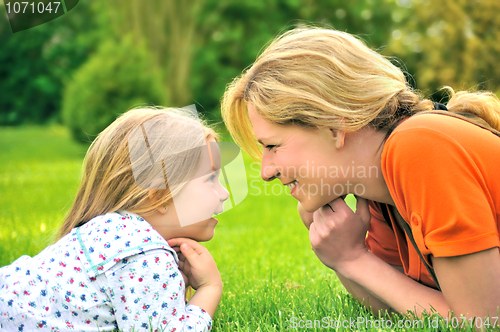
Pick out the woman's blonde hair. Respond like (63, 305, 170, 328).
(221, 26, 500, 159)
(58, 107, 217, 239)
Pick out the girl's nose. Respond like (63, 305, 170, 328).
(220, 185, 230, 202)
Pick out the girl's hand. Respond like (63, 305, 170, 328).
(173, 250, 191, 287)
(309, 196, 371, 272)
(167, 238, 222, 290)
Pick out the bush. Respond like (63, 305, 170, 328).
(0, 1, 97, 126)
(62, 37, 166, 142)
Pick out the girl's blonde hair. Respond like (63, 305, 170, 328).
(58, 107, 217, 239)
(221, 27, 500, 159)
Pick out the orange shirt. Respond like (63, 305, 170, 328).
(366, 113, 500, 288)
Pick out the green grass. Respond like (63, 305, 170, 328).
(0, 125, 483, 331)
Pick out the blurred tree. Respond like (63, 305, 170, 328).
(1, 0, 404, 128)
(387, 0, 500, 100)
(62, 37, 165, 142)
(94, 0, 205, 108)
(0, 1, 98, 125)
(190, 0, 400, 118)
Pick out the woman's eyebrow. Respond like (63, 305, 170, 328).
(257, 137, 274, 146)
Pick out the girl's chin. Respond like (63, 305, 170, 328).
(191, 231, 215, 243)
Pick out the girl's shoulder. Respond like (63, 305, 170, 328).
(73, 211, 178, 278)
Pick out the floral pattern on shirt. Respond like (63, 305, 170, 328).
(0, 211, 212, 331)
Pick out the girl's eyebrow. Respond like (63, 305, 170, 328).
(205, 169, 220, 179)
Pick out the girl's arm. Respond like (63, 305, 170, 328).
(106, 249, 215, 331)
(307, 197, 500, 319)
(168, 238, 223, 318)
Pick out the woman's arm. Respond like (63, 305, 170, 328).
(335, 250, 450, 316)
(307, 197, 500, 319)
(301, 198, 449, 317)
(300, 200, 395, 314)
(433, 248, 500, 318)
(335, 267, 406, 314)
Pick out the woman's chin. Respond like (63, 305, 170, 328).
(300, 198, 338, 213)
(298, 199, 321, 213)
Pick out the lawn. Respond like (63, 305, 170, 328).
(0, 125, 480, 331)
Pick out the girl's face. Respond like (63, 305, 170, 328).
(247, 103, 356, 213)
(148, 138, 230, 242)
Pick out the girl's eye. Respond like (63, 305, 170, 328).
(207, 169, 221, 183)
(265, 145, 276, 151)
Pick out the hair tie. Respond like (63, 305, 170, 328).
(433, 102, 448, 111)
(207, 142, 215, 172)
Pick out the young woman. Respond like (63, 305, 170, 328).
(221, 26, 500, 321)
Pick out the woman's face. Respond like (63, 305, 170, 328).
(247, 103, 355, 213)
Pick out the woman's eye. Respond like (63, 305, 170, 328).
(265, 145, 276, 151)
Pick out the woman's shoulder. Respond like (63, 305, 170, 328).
(390, 112, 495, 140)
(384, 112, 500, 159)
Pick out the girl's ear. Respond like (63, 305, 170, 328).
(148, 189, 169, 214)
(330, 129, 346, 149)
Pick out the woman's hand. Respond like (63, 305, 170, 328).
(168, 238, 222, 290)
(308, 196, 371, 272)
(298, 201, 314, 230)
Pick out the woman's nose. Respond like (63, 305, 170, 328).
(260, 155, 280, 181)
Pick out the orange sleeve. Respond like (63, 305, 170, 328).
(366, 201, 403, 266)
(382, 126, 499, 260)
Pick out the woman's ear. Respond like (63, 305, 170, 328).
(148, 189, 169, 214)
(330, 129, 346, 149)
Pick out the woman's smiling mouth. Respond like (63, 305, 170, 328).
(285, 180, 299, 192)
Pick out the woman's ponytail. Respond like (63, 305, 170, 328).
(445, 87, 500, 132)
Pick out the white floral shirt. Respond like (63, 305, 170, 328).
(0, 211, 212, 332)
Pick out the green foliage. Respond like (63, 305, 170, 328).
(191, 0, 399, 117)
(61, 37, 166, 142)
(0, 0, 401, 128)
(4, 0, 500, 128)
(386, 0, 500, 99)
(0, 1, 98, 125)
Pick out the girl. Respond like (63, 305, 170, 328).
(0, 107, 229, 331)
(221, 26, 500, 321)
